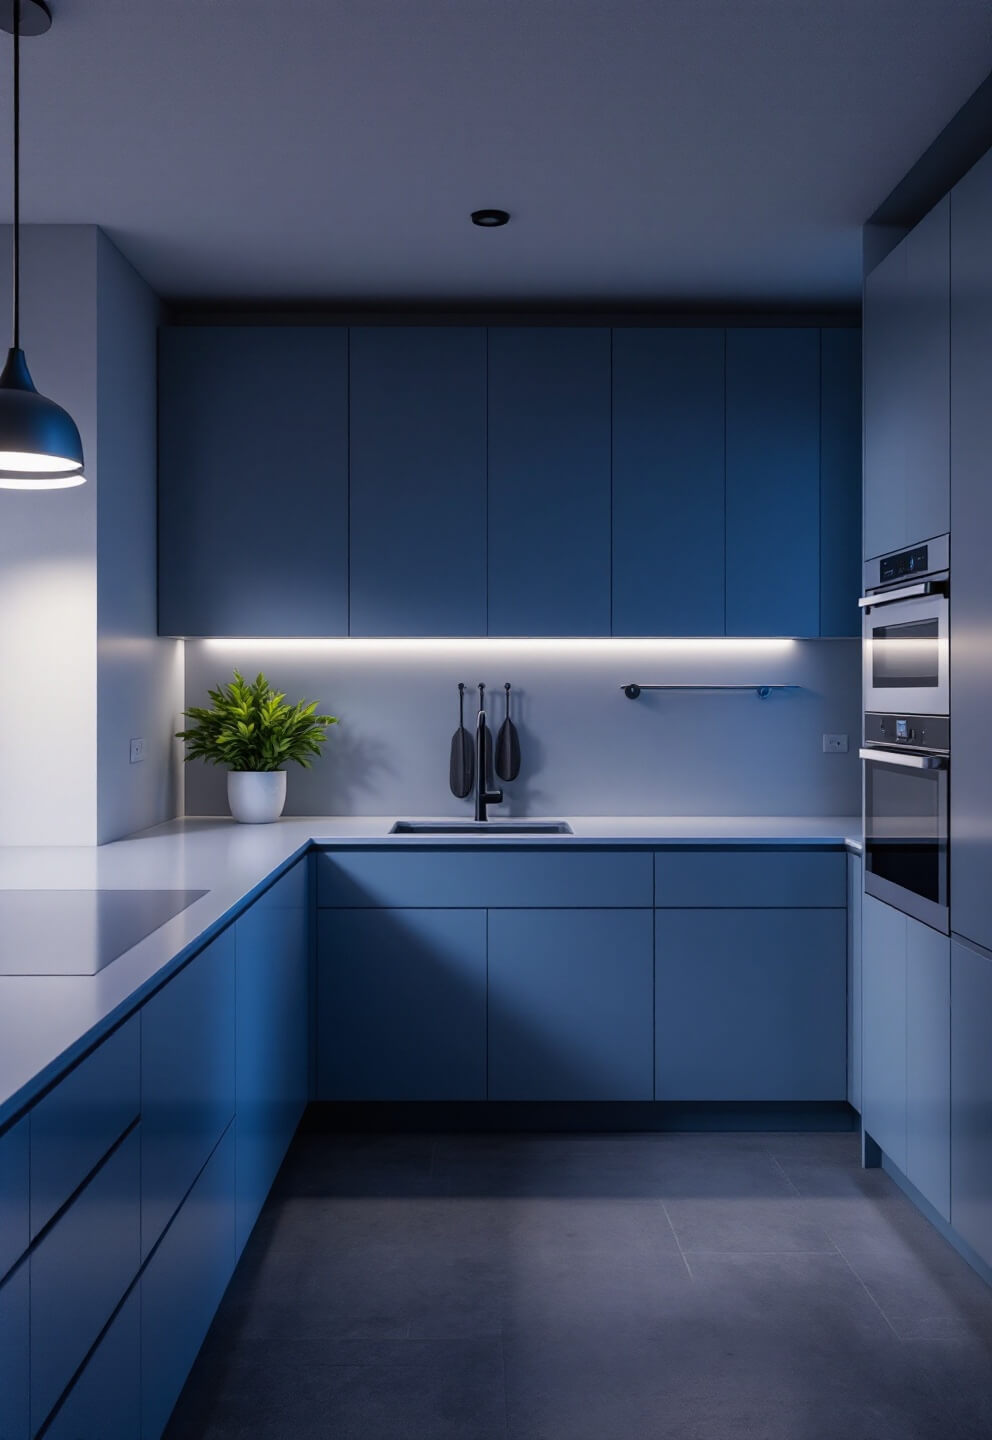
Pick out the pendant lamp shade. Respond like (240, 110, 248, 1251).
(0, 0, 85, 490)
(0, 347, 84, 487)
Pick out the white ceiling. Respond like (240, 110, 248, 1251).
(3, 0, 992, 305)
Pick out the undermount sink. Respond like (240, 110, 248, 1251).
(390, 820, 573, 836)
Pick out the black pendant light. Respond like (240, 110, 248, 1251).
(0, 0, 84, 489)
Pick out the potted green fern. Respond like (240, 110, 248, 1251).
(176, 671, 338, 823)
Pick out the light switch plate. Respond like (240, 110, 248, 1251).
(129, 737, 147, 764)
(822, 734, 849, 754)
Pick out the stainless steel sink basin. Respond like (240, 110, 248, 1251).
(390, 820, 573, 836)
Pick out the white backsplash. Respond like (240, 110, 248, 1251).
(182, 637, 861, 819)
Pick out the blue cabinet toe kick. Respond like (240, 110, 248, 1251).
(300, 1101, 858, 1134)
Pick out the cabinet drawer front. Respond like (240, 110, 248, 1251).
(141, 1125, 236, 1440)
(30, 1015, 140, 1238)
(317, 848, 653, 909)
(0, 1263, 28, 1440)
(654, 849, 845, 908)
(141, 929, 236, 1259)
(30, 1128, 140, 1434)
(45, 1288, 139, 1440)
(0, 1118, 28, 1284)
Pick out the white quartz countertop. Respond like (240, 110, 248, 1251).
(0, 815, 861, 1127)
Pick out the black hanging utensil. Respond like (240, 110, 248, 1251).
(478, 683, 493, 779)
(495, 682, 521, 782)
(449, 683, 474, 799)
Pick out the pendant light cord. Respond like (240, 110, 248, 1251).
(11, 0, 19, 350)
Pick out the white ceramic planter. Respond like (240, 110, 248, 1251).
(227, 771, 287, 824)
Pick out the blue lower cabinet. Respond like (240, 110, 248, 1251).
(141, 929, 236, 1259)
(951, 937, 992, 1270)
(0, 1262, 28, 1440)
(861, 896, 907, 1169)
(45, 1288, 140, 1440)
(141, 1124, 236, 1440)
(30, 1128, 140, 1434)
(235, 862, 309, 1256)
(487, 909, 654, 1101)
(905, 920, 950, 1220)
(30, 1015, 140, 1238)
(317, 909, 487, 1100)
(655, 909, 846, 1100)
(0, 1117, 28, 1284)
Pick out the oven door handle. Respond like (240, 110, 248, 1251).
(859, 747, 947, 770)
(858, 580, 944, 608)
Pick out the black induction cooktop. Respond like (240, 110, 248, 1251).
(0, 889, 209, 976)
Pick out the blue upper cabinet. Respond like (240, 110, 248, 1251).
(487, 328, 611, 635)
(725, 328, 821, 637)
(349, 328, 487, 635)
(862, 197, 949, 561)
(158, 327, 349, 636)
(819, 328, 862, 637)
(612, 329, 725, 635)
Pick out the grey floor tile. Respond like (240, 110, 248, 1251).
(664, 1192, 838, 1255)
(165, 1130, 992, 1440)
(166, 1336, 506, 1440)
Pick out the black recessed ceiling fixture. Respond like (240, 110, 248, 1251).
(471, 209, 510, 228)
(0, 0, 85, 490)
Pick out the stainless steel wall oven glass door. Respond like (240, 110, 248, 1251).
(861, 536, 949, 715)
(861, 714, 949, 933)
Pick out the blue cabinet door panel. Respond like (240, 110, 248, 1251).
(488, 909, 654, 1101)
(30, 1015, 140, 1238)
(725, 329, 820, 636)
(349, 327, 487, 635)
(45, 1288, 140, 1440)
(612, 328, 725, 635)
(0, 1263, 28, 1440)
(317, 909, 487, 1100)
(487, 328, 611, 635)
(847, 853, 863, 1113)
(819, 328, 862, 637)
(141, 1123, 236, 1440)
(861, 895, 907, 1169)
(653, 849, 845, 909)
(863, 199, 949, 560)
(950, 151, 992, 955)
(950, 937, 992, 1270)
(0, 1118, 27, 1283)
(30, 1128, 140, 1434)
(141, 929, 236, 1259)
(316, 847, 653, 909)
(654, 909, 846, 1100)
(905, 919, 950, 1220)
(158, 327, 349, 636)
(235, 862, 309, 1256)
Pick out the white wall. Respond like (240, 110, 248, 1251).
(96, 232, 182, 843)
(183, 637, 862, 818)
(0, 225, 181, 846)
(0, 227, 99, 845)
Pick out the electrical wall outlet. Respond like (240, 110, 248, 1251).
(129, 737, 147, 764)
(822, 733, 849, 754)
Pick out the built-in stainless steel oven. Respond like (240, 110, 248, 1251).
(860, 535, 949, 716)
(861, 713, 949, 932)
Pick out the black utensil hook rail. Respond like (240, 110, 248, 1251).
(621, 683, 801, 701)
